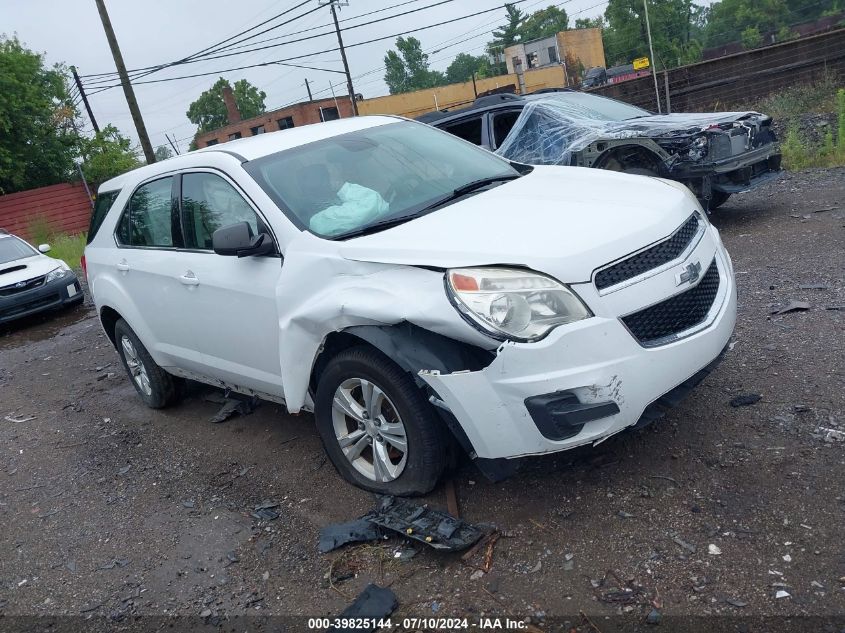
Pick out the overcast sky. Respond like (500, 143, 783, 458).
(4, 0, 711, 151)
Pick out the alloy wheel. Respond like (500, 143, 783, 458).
(120, 335, 152, 396)
(331, 377, 408, 482)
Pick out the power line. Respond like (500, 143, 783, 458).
(79, 0, 314, 80)
(83, 0, 461, 87)
(85, 0, 539, 91)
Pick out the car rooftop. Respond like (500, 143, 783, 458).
(414, 90, 575, 123)
(99, 115, 402, 192)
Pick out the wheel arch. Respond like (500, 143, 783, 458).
(310, 322, 496, 459)
(99, 305, 122, 348)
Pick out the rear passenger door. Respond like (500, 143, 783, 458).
(172, 170, 285, 397)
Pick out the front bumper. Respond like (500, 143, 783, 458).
(419, 228, 736, 460)
(0, 273, 83, 324)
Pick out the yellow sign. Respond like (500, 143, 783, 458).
(633, 56, 650, 70)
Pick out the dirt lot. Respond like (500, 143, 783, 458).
(1, 168, 844, 630)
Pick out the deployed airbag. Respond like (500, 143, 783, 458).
(309, 182, 389, 236)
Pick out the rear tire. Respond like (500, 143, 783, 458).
(314, 346, 447, 496)
(114, 319, 182, 409)
(706, 191, 731, 209)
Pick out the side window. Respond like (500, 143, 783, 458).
(181, 173, 260, 250)
(121, 177, 176, 248)
(441, 117, 483, 146)
(492, 111, 521, 148)
(87, 189, 121, 244)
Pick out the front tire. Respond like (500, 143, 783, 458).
(314, 346, 447, 496)
(706, 191, 731, 209)
(114, 319, 182, 409)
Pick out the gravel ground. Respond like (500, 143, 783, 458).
(1, 168, 843, 631)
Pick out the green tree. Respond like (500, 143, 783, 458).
(154, 145, 173, 161)
(574, 16, 604, 29)
(186, 78, 266, 134)
(0, 36, 80, 194)
(486, 2, 527, 71)
(603, 0, 705, 68)
(79, 125, 141, 187)
(518, 5, 569, 41)
(445, 53, 492, 83)
(705, 0, 789, 47)
(741, 26, 763, 48)
(383, 36, 446, 94)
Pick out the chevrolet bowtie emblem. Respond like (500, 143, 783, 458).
(677, 261, 702, 286)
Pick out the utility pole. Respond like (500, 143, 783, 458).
(642, 0, 662, 114)
(94, 0, 156, 163)
(70, 66, 100, 134)
(304, 78, 313, 101)
(325, 0, 358, 115)
(165, 133, 180, 155)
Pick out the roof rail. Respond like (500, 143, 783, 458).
(0, 228, 9, 235)
(473, 93, 522, 107)
(529, 87, 573, 95)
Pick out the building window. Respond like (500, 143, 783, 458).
(228, 131, 242, 141)
(250, 125, 265, 135)
(277, 116, 294, 130)
(548, 46, 558, 63)
(205, 139, 219, 146)
(319, 106, 339, 122)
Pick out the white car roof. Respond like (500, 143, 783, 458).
(99, 115, 401, 193)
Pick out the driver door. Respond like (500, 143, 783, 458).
(172, 170, 285, 397)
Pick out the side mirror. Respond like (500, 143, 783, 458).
(212, 222, 274, 258)
(39, 244, 51, 253)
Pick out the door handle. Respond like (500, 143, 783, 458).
(179, 271, 200, 286)
(116, 260, 130, 272)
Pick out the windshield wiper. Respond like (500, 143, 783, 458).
(416, 174, 522, 214)
(452, 174, 521, 197)
(332, 174, 521, 240)
(331, 213, 428, 240)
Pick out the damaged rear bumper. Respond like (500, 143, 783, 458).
(418, 263, 736, 460)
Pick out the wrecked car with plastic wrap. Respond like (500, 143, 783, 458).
(84, 115, 737, 495)
(418, 91, 781, 209)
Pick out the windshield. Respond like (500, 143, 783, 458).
(244, 120, 519, 239)
(0, 236, 38, 265)
(537, 92, 650, 121)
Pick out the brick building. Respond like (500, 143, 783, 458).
(195, 94, 355, 148)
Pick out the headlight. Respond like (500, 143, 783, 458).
(45, 263, 71, 283)
(446, 267, 592, 341)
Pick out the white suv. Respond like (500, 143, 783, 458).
(84, 116, 736, 495)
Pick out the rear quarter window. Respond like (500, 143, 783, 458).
(87, 190, 121, 244)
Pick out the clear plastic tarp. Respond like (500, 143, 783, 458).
(494, 95, 763, 166)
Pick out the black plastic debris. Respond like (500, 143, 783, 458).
(209, 394, 260, 424)
(770, 300, 810, 316)
(328, 584, 398, 633)
(318, 518, 381, 553)
(251, 500, 280, 521)
(367, 496, 484, 551)
(730, 394, 762, 408)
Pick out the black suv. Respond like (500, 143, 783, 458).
(418, 90, 781, 209)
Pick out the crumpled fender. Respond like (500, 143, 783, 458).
(274, 239, 495, 413)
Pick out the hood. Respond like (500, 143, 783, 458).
(0, 255, 64, 287)
(607, 111, 769, 137)
(339, 166, 696, 283)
